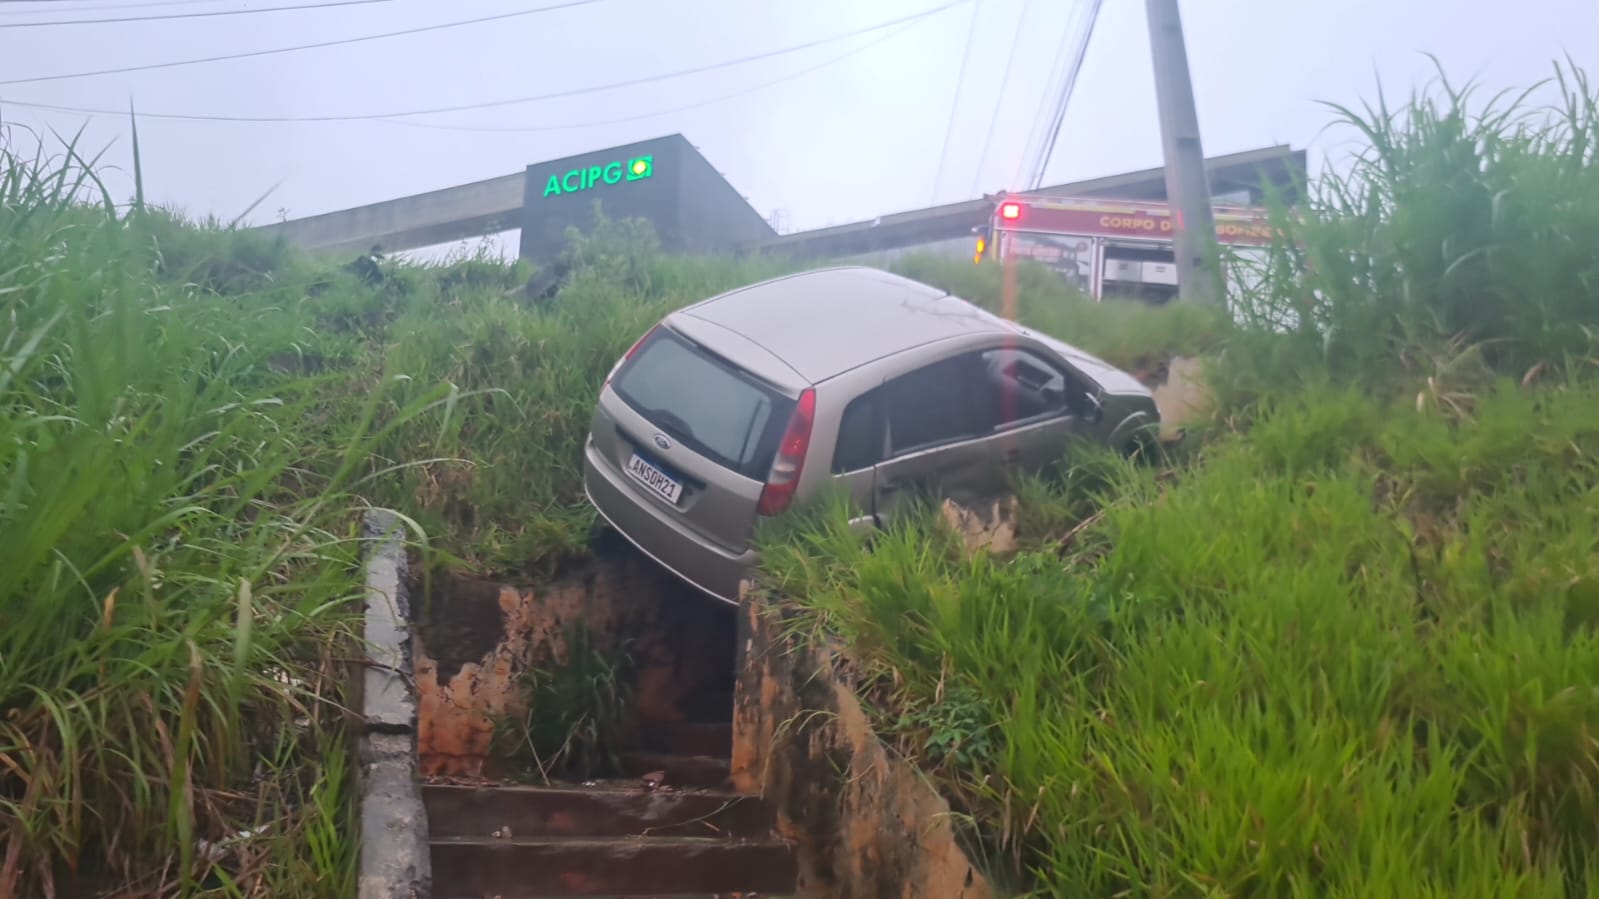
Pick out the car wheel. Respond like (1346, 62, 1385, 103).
(1123, 432, 1158, 464)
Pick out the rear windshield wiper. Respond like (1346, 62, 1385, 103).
(641, 407, 698, 445)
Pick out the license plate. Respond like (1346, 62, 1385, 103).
(625, 453, 683, 504)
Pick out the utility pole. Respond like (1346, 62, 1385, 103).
(1145, 0, 1219, 304)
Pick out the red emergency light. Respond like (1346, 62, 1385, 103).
(999, 201, 1023, 221)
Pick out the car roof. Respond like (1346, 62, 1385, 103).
(676, 266, 1015, 382)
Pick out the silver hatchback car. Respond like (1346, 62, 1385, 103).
(582, 266, 1158, 603)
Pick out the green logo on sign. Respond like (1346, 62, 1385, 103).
(543, 155, 653, 198)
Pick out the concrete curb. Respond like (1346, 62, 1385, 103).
(357, 509, 431, 899)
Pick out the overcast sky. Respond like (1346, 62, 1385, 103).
(1, 0, 1594, 258)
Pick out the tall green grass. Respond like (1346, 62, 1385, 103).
(0, 137, 428, 896)
(758, 61, 1599, 897)
(1220, 58, 1599, 409)
(891, 253, 1232, 372)
(762, 379, 1599, 897)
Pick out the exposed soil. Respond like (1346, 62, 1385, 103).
(410, 537, 737, 781)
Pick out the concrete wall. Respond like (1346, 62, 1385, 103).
(412, 553, 734, 779)
(673, 137, 778, 254)
(732, 591, 993, 899)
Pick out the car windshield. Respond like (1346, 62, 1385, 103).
(610, 327, 795, 479)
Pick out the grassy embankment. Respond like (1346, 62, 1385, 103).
(17, 60, 1588, 899)
(0, 131, 1198, 895)
(757, 65, 1599, 897)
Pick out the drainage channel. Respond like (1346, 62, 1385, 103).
(392, 527, 794, 899)
(361, 515, 996, 899)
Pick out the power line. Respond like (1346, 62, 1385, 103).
(0, 0, 194, 4)
(1010, 0, 1089, 188)
(1026, 0, 1101, 189)
(0, 0, 251, 9)
(0, 0, 603, 85)
(390, 20, 926, 134)
(929, 0, 981, 205)
(0, 0, 264, 20)
(1011, 1, 1077, 182)
(0, 1, 223, 21)
(969, 0, 1030, 196)
(0, 0, 970, 123)
(0, 0, 397, 27)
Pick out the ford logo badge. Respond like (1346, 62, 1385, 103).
(652, 433, 672, 451)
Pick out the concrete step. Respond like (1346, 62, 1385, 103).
(618, 752, 732, 791)
(429, 835, 798, 897)
(424, 782, 774, 840)
(637, 720, 733, 758)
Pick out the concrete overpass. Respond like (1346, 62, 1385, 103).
(251, 137, 1305, 263)
(755, 144, 1306, 263)
(254, 172, 526, 258)
(254, 135, 776, 262)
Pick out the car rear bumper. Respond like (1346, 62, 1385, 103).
(583, 440, 756, 605)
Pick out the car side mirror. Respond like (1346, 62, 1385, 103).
(1082, 391, 1103, 424)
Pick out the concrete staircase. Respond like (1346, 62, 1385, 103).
(426, 722, 795, 898)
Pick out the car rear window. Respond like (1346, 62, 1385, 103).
(610, 327, 795, 480)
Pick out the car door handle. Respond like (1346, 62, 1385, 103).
(1001, 446, 1022, 463)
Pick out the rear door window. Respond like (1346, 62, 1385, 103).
(610, 327, 794, 479)
(882, 354, 987, 456)
(832, 390, 884, 473)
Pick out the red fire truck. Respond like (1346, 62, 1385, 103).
(976, 195, 1275, 304)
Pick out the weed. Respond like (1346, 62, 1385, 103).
(1220, 57, 1599, 413)
(891, 253, 1233, 372)
(0, 132, 412, 896)
(493, 625, 637, 783)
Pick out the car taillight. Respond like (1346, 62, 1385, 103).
(757, 388, 815, 517)
(604, 324, 657, 387)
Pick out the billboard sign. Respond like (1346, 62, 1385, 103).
(540, 155, 655, 198)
